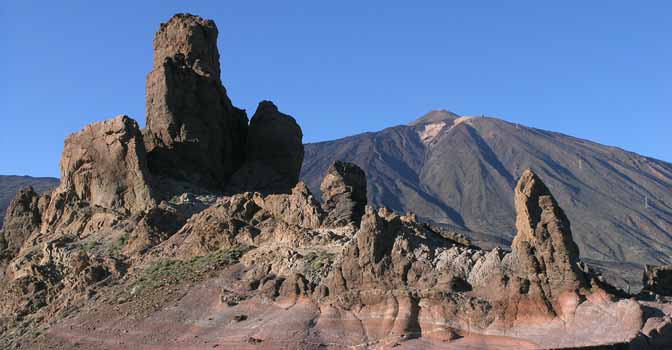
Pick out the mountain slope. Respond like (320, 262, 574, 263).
(302, 111, 672, 286)
(0, 175, 59, 228)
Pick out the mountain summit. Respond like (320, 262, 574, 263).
(408, 109, 460, 126)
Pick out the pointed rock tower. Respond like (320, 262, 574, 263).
(511, 169, 588, 312)
(144, 13, 248, 188)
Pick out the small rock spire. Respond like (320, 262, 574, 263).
(320, 161, 368, 227)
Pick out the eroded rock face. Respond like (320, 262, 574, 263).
(0, 187, 44, 260)
(253, 182, 324, 229)
(321, 161, 367, 227)
(57, 115, 155, 214)
(124, 206, 184, 256)
(510, 169, 588, 314)
(228, 101, 304, 194)
(643, 265, 672, 296)
(145, 13, 248, 188)
(159, 184, 328, 259)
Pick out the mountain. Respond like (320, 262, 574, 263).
(3, 14, 672, 350)
(0, 175, 58, 228)
(302, 110, 672, 287)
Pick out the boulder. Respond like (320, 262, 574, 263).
(510, 169, 588, 314)
(320, 161, 367, 227)
(144, 13, 248, 188)
(55, 115, 155, 214)
(642, 264, 672, 296)
(228, 101, 303, 194)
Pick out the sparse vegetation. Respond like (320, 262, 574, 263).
(131, 245, 249, 295)
(109, 233, 130, 255)
(81, 239, 100, 253)
(304, 250, 335, 282)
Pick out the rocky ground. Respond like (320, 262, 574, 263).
(1, 13, 670, 350)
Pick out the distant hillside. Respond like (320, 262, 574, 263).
(302, 110, 672, 288)
(0, 175, 59, 228)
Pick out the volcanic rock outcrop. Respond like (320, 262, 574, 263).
(144, 13, 248, 188)
(227, 101, 304, 194)
(0, 187, 44, 261)
(143, 14, 303, 193)
(313, 170, 651, 347)
(510, 169, 588, 316)
(54, 115, 156, 214)
(2, 13, 671, 350)
(320, 160, 367, 226)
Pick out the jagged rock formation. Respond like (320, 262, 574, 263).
(643, 265, 672, 297)
(320, 161, 367, 226)
(227, 101, 304, 194)
(511, 169, 588, 315)
(0, 176, 58, 229)
(144, 13, 248, 188)
(144, 14, 303, 194)
(123, 205, 184, 256)
(1, 13, 670, 350)
(56, 115, 156, 213)
(3, 158, 670, 349)
(158, 182, 326, 259)
(254, 182, 324, 229)
(0, 187, 45, 261)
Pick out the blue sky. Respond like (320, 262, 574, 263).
(1, 1, 670, 177)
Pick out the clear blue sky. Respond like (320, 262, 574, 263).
(1, 1, 670, 177)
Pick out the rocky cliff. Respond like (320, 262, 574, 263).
(0, 13, 670, 350)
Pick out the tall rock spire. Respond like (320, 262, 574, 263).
(144, 13, 248, 189)
(511, 169, 588, 311)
